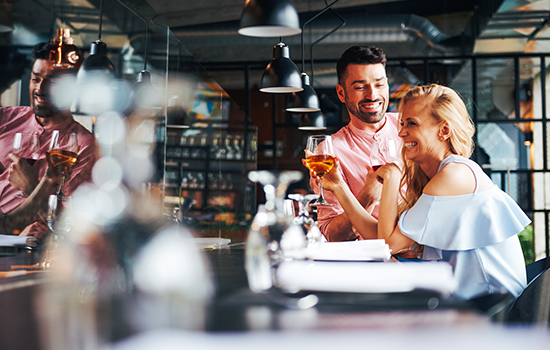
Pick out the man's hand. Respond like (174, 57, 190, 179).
(7, 153, 39, 195)
(20, 221, 50, 240)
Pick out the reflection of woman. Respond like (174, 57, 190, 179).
(322, 84, 529, 300)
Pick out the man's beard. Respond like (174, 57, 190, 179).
(32, 98, 59, 119)
(346, 98, 386, 124)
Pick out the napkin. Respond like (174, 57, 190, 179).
(0, 234, 38, 247)
(304, 239, 392, 262)
(276, 260, 457, 296)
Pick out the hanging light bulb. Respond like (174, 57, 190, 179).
(48, 28, 84, 70)
(286, 73, 320, 112)
(260, 42, 302, 93)
(238, 0, 301, 38)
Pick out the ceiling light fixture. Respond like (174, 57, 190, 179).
(287, 0, 344, 112)
(238, 0, 301, 38)
(116, 0, 158, 112)
(298, 111, 326, 130)
(49, 28, 84, 70)
(260, 40, 302, 93)
(76, 0, 116, 83)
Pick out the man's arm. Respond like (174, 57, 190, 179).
(0, 173, 58, 233)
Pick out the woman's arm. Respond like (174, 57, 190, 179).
(376, 164, 414, 253)
(321, 158, 378, 239)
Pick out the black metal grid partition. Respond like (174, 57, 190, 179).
(203, 52, 550, 260)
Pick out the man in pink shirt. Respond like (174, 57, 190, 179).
(0, 42, 99, 236)
(310, 46, 401, 242)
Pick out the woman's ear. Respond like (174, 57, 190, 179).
(439, 123, 452, 141)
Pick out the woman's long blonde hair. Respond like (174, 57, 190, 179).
(398, 84, 476, 213)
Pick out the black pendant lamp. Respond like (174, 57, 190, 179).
(116, 0, 156, 112)
(260, 42, 302, 93)
(287, 0, 344, 112)
(286, 73, 320, 112)
(298, 111, 326, 130)
(76, 0, 116, 84)
(238, 0, 301, 38)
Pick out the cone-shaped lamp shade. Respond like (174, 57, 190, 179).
(260, 42, 302, 93)
(76, 40, 116, 84)
(239, 0, 301, 37)
(286, 73, 320, 112)
(298, 111, 326, 130)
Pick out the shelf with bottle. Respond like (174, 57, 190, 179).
(164, 128, 257, 163)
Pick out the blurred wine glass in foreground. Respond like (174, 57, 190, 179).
(245, 170, 302, 292)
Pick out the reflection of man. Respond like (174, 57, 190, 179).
(0, 42, 99, 236)
(310, 46, 401, 242)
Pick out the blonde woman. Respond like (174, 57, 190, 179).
(321, 84, 529, 300)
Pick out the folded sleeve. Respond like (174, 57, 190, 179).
(398, 186, 531, 251)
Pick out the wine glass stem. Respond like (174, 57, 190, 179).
(318, 177, 325, 201)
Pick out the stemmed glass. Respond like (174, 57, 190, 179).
(305, 135, 335, 206)
(245, 170, 303, 293)
(12, 132, 39, 197)
(287, 193, 323, 246)
(371, 139, 398, 172)
(47, 131, 78, 226)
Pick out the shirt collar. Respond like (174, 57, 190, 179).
(32, 113, 74, 133)
(348, 114, 388, 140)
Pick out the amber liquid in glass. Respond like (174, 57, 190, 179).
(48, 149, 78, 169)
(305, 154, 335, 177)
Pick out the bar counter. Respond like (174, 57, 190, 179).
(1, 243, 549, 350)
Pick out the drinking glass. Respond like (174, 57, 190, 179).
(47, 131, 78, 220)
(371, 139, 398, 172)
(305, 135, 335, 206)
(245, 170, 303, 292)
(12, 132, 39, 197)
(288, 193, 323, 246)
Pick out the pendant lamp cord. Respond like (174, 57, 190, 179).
(98, 0, 103, 40)
(301, 0, 345, 84)
(117, 0, 149, 71)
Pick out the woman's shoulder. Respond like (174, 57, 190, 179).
(424, 162, 476, 196)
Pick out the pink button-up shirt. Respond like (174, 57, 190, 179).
(310, 112, 401, 242)
(0, 106, 99, 215)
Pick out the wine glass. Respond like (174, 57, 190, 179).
(12, 132, 40, 198)
(371, 139, 399, 172)
(245, 170, 303, 292)
(47, 131, 78, 222)
(305, 135, 335, 207)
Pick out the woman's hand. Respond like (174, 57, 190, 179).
(302, 151, 344, 192)
(319, 156, 344, 192)
(375, 162, 401, 185)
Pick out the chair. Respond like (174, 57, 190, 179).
(506, 257, 550, 324)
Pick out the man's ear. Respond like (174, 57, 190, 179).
(336, 84, 346, 104)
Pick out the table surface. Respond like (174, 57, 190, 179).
(0, 242, 522, 349)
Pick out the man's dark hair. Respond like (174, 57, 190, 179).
(31, 42, 56, 60)
(336, 46, 387, 84)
